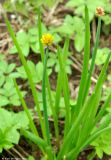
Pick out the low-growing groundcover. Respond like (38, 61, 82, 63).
(1, 4, 111, 160)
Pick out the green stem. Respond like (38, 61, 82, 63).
(74, 6, 90, 118)
(4, 15, 46, 140)
(57, 47, 71, 136)
(95, 93, 111, 123)
(14, 79, 38, 136)
(57, 94, 93, 160)
(21, 129, 47, 148)
(38, 9, 59, 143)
(46, 75, 60, 144)
(42, 48, 51, 145)
(38, 8, 44, 61)
(82, 17, 101, 104)
(66, 125, 111, 160)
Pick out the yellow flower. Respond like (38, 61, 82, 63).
(96, 7, 105, 16)
(41, 33, 54, 46)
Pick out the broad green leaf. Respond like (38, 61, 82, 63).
(96, 147, 103, 159)
(95, 48, 111, 65)
(28, 27, 38, 35)
(31, 43, 39, 53)
(13, 111, 29, 129)
(9, 45, 18, 54)
(9, 96, 21, 106)
(0, 75, 5, 87)
(66, 0, 83, 7)
(7, 63, 16, 73)
(74, 32, 84, 52)
(0, 108, 29, 152)
(9, 31, 30, 56)
(0, 96, 9, 107)
(0, 61, 8, 73)
(36, 62, 43, 83)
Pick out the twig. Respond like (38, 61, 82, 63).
(11, 148, 24, 159)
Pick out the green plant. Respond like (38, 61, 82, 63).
(0, 54, 5, 60)
(0, 60, 16, 87)
(91, 113, 111, 159)
(55, 15, 85, 52)
(94, 47, 111, 65)
(0, 59, 26, 107)
(5, 5, 111, 160)
(0, 108, 29, 152)
(47, 51, 73, 74)
(3, 0, 60, 16)
(66, 0, 111, 21)
(35, 91, 66, 117)
(0, 80, 26, 107)
(14, 60, 52, 83)
(59, 0, 111, 52)
(9, 25, 61, 57)
(3, 0, 29, 17)
(9, 30, 30, 57)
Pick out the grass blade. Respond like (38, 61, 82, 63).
(82, 17, 101, 103)
(4, 15, 46, 139)
(95, 93, 111, 123)
(57, 46, 71, 136)
(14, 79, 38, 136)
(65, 126, 111, 160)
(38, 9, 59, 142)
(21, 129, 47, 149)
(74, 6, 90, 117)
(57, 94, 94, 160)
(38, 8, 44, 61)
(94, 53, 111, 93)
(42, 49, 51, 145)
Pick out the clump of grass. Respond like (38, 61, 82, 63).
(4, 5, 111, 160)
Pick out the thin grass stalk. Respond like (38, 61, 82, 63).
(54, 40, 70, 144)
(14, 80, 47, 155)
(74, 6, 90, 118)
(94, 53, 111, 93)
(54, 71, 62, 146)
(63, 72, 70, 136)
(57, 39, 70, 137)
(38, 8, 44, 61)
(83, 125, 111, 149)
(55, 38, 69, 116)
(65, 52, 111, 159)
(72, 35, 111, 157)
(21, 129, 47, 148)
(62, 38, 70, 62)
(38, 9, 59, 142)
(65, 124, 111, 160)
(82, 17, 101, 104)
(76, 125, 111, 159)
(78, 52, 111, 145)
(96, 112, 111, 131)
(71, 52, 111, 154)
(42, 48, 51, 145)
(95, 93, 111, 123)
(46, 74, 60, 144)
(4, 15, 46, 139)
(75, 90, 101, 149)
(55, 72, 62, 115)
(20, 129, 52, 158)
(57, 91, 93, 160)
(57, 47, 71, 137)
(62, 39, 71, 136)
(14, 79, 38, 136)
(68, 90, 98, 152)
